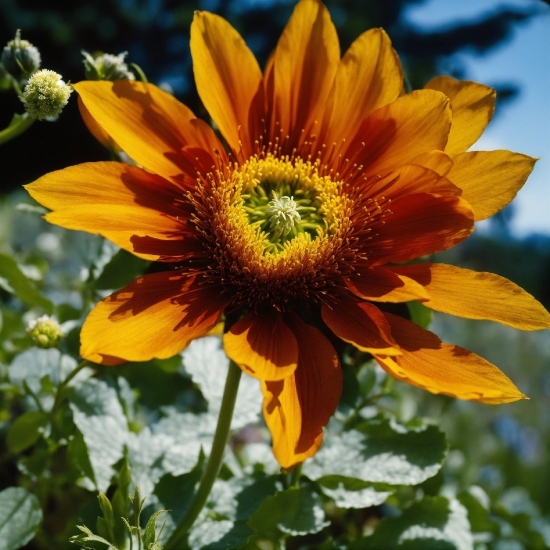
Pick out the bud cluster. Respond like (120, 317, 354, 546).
(27, 315, 64, 349)
(1, 29, 41, 78)
(82, 50, 135, 81)
(20, 69, 73, 120)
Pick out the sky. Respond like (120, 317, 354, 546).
(404, 0, 550, 237)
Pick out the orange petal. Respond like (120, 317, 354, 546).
(25, 162, 197, 261)
(223, 310, 298, 381)
(364, 193, 473, 265)
(269, 0, 340, 150)
(80, 272, 227, 365)
(425, 76, 495, 155)
(78, 96, 119, 151)
(321, 28, 402, 152)
(411, 150, 453, 176)
(446, 150, 537, 221)
(74, 80, 223, 186)
(390, 263, 550, 330)
(356, 164, 461, 201)
(375, 313, 526, 404)
(345, 266, 428, 303)
(343, 89, 451, 179)
(190, 11, 262, 157)
(322, 297, 401, 355)
(262, 315, 342, 469)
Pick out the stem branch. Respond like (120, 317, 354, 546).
(165, 360, 242, 549)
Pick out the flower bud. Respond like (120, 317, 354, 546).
(82, 50, 135, 81)
(20, 69, 72, 120)
(2, 30, 41, 78)
(27, 315, 63, 349)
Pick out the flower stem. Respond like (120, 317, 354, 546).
(50, 359, 91, 414)
(0, 112, 35, 145)
(165, 360, 242, 549)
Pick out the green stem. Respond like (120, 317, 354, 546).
(0, 112, 35, 145)
(290, 463, 302, 488)
(51, 359, 91, 414)
(165, 360, 242, 549)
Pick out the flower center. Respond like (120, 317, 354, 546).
(240, 154, 332, 253)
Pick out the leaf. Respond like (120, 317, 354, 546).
(457, 487, 498, 535)
(318, 476, 392, 509)
(181, 336, 262, 430)
(0, 487, 43, 550)
(93, 249, 149, 290)
(6, 411, 49, 453)
(69, 525, 115, 549)
(0, 252, 53, 313)
(248, 488, 329, 539)
(407, 301, 432, 329)
(304, 416, 447, 486)
(143, 509, 168, 547)
(352, 497, 473, 550)
(69, 378, 129, 491)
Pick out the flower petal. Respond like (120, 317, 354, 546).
(269, 0, 340, 150)
(262, 314, 342, 469)
(25, 162, 198, 261)
(345, 266, 429, 303)
(80, 272, 227, 365)
(191, 11, 262, 157)
(74, 80, 223, 186)
(446, 150, 537, 221)
(78, 96, 119, 151)
(322, 297, 401, 355)
(223, 310, 298, 381)
(411, 150, 453, 176)
(390, 263, 550, 330)
(343, 89, 451, 179)
(375, 313, 526, 404)
(364, 193, 473, 265)
(321, 28, 402, 151)
(425, 76, 495, 155)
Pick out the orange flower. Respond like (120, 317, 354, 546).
(26, 0, 550, 469)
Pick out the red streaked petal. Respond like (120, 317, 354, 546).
(322, 297, 401, 355)
(375, 313, 526, 404)
(223, 310, 298, 381)
(262, 314, 341, 469)
(390, 263, 550, 330)
(80, 272, 228, 365)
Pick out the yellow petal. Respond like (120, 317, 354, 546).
(262, 315, 341, 470)
(343, 89, 451, 179)
(321, 28, 402, 149)
(411, 150, 453, 176)
(191, 11, 262, 157)
(270, 0, 340, 149)
(446, 150, 537, 221)
(78, 96, 119, 151)
(25, 162, 196, 261)
(223, 311, 298, 381)
(74, 80, 222, 186)
(390, 263, 550, 331)
(376, 313, 526, 404)
(425, 76, 495, 155)
(80, 273, 227, 365)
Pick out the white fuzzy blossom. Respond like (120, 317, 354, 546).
(21, 69, 72, 120)
(27, 315, 64, 348)
(266, 193, 301, 237)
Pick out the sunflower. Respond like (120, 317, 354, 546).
(26, 0, 550, 469)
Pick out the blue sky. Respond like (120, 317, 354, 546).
(404, 0, 550, 237)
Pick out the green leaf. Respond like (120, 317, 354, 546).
(93, 249, 149, 290)
(96, 493, 116, 544)
(304, 416, 447, 486)
(317, 476, 392, 509)
(69, 525, 116, 549)
(68, 378, 129, 491)
(0, 253, 52, 313)
(181, 336, 262, 430)
(457, 487, 498, 535)
(143, 509, 168, 547)
(6, 410, 49, 453)
(352, 496, 472, 550)
(407, 301, 432, 329)
(0, 487, 43, 550)
(248, 488, 328, 539)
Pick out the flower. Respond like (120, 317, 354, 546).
(26, 0, 550, 469)
(27, 315, 63, 348)
(21, 69, 72, 120)
(2, 29, 41, 78)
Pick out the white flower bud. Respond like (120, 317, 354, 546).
(27, 315, 63, 349)
(20, 69, 72, 120)
(82, 50, 135, 81)
(2, 30, 41, 77)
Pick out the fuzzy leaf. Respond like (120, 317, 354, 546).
(304, 416, 447, 486)
(248, 488, 328, 539)
(6, 411, 49, 453)
(352, 496, 473, 550)
(0, 253, 52, 313)
(318, 476, 392, 509)
(0, 487, 42, 550)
